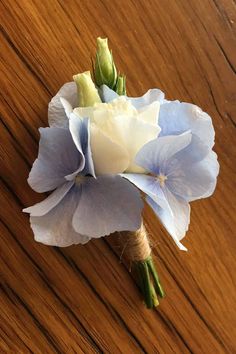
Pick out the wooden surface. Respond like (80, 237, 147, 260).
(1, 0, 236, 352)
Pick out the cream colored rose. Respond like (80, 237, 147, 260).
(74, 96, 161, 175)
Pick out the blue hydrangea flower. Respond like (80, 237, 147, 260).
(101, 85, 219, 250)
(23, 113, 143, 247)
(100, 85, 215, 148)
(25, 82, 219, 250)
(123, 132, 219, 250)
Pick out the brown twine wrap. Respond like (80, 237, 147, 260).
(120, 222, 151, 262)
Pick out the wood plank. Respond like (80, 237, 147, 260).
(0, 0, 235, 352)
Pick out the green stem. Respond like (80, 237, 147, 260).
(147, 257, 165, 298)
(150, 282, 159, 307)
(142, 262, 153, 309)
(136, 262, 153, 308)
(134, 255, 164, 308)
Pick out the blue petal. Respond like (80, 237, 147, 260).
(159, 101, 215, 148)
(172, 134, 210, 166)
(72, 175, 143, 237)
(48, 82, 77, 128)
(128, 89, 165, 109)
(82, 118, 95, 177)
(147, 188, 190, 251)
(99, 85, 119, 102)
(166, 136, 219, 201)
(135, 132, 192, 175)
(121, 174, 171, 213)
(68, 114, 95, 178)
(28, 127, 84, 193)
(29, 184, 90, 247)
(122, 174, 189, 250)
(23, 181, 74, 216)
(99, 85, 165, 108)
(183, 150, 219, 201)
(200, 151, 219, 198)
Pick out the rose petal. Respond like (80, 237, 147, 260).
(137, 101, 160, 126)
(111, 115, 161, 173)
(90, 123, 129, 175)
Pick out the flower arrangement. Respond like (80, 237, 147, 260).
(24, 38, 219, 308)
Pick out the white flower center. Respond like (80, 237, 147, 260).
(74, 97, 161, 175)
(156, 174, 167, 187)
(75, 175, 86, 185)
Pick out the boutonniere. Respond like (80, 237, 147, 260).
(24, 38, 219, 308)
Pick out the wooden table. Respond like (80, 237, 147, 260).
(1, 0, 236, 352)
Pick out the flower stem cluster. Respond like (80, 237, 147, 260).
(135, 256, 165, 308)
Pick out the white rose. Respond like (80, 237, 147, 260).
(74, 96, 161, 174)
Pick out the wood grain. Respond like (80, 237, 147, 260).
(0, 0, 236, 352)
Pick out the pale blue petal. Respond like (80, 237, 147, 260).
(172, 134, 210, 166)
(166, 136, 219, 201)
(99, 85, 119, 102)
(68, 114, 95, 177)
(48, 82, 77, 128)
(29, 185, 90, 247)
(23, 181, 74, 216)
(72, 175, 143, 237)
(81, 118, 95, 177)
(135, 132, 192, 175)
(188, 150, 219, 201)
(159, 101, 215, 148)
(147, 187, 190, 251)
(166, 161, 215, 202)
(128, 89, 165, 109)
(200, 151, 219, 198)
(60, 97, 73, 118)
(121, 174, 171, 213)
(99, 85, 165, 108)
(28, 127, 84, 193)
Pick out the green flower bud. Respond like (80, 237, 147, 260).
(73, 71, 101, 107)
(115, 75, 126, 96)
(95, 37, 117, 89)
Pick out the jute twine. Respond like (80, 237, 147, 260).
(120, 222, 151, 262)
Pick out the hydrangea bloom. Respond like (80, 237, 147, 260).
(24, 82, 219, 250)
(101, 85, 219, 250)
(23, 113, 143, 246)
(123, 132, 218, 250)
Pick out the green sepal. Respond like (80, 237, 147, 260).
(115, 74, 126, 95)
(95, 37, 117, 89)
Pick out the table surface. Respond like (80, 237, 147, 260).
(1, 0, 236, 353)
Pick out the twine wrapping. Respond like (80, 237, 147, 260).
(119, 220, 165, 307)
(120, 222, 151, 262)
